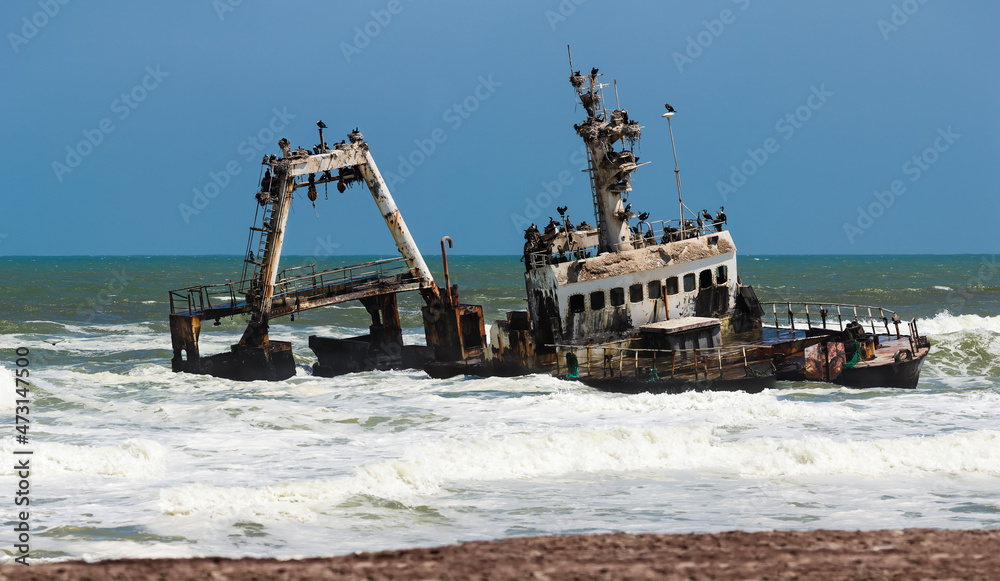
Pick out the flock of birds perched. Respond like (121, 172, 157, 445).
(281, 120, 365, 157)
(526, 205, 728, 244)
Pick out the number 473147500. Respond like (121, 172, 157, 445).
(15, 346, 30, 436)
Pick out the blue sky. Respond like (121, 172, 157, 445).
(3, 1, 997, 256)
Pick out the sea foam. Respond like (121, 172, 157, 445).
(918, 312, 1000, 335)
(158, 427, 1000, 522)
(0, 438, 169, 478)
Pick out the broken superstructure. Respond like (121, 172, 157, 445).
(473, 63, 755, 386)
(169, 127, 484, 381)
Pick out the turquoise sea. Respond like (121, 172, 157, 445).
(2, 254, 999, 562)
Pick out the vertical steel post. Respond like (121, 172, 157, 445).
(441, 236, 453, 305)
(664, 114, 685, 239)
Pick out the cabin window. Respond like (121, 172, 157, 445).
(610, 287, 625, 307)
(590, 290, 605, 310)
(699, 269, 713, 289)
(569, 294, 585, 314)
(716, 265, 728, 285)
(666, 277, 679, 295)
(629, 283, 643, 303)
(683, 273, 696, 292)
(648, 280, 662, 300)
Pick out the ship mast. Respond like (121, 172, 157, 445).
(568, 54, 643, 254)
(662, 109, 686, 239)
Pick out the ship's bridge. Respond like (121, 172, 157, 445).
(524, 228, 738, 346)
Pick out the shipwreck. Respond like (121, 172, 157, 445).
(168, 56, 930, 392)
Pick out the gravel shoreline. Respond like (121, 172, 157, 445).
(3, 528, 997, 580)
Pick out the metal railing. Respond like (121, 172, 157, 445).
(272, 257, 413, 301)
(527, 244, 600, 270)
(169, 257, 415, 316)
(526, 217, 725, 270)
(758, 301, 901, 339)
(637, 218, 721, 247)
(169, 280, 249, 317)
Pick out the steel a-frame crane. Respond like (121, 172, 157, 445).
(169, 127, 484, 381)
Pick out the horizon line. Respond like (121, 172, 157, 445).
(1, 252, 996, 258)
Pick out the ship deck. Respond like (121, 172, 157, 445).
(538, 312, 930, 390)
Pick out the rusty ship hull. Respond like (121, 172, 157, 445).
(767, 327, 930, 389)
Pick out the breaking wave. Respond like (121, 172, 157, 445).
(918, 312, 1000, 382)
(918, 312, 1000, 336)
(159, 427, 1000, 522)
(0, 438, 169, 478)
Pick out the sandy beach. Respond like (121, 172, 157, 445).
(4, 528, 997, 580)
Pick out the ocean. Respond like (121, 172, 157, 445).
(2, 254, 999, 563)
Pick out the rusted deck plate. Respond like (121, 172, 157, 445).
(848, 336, 930, 369)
